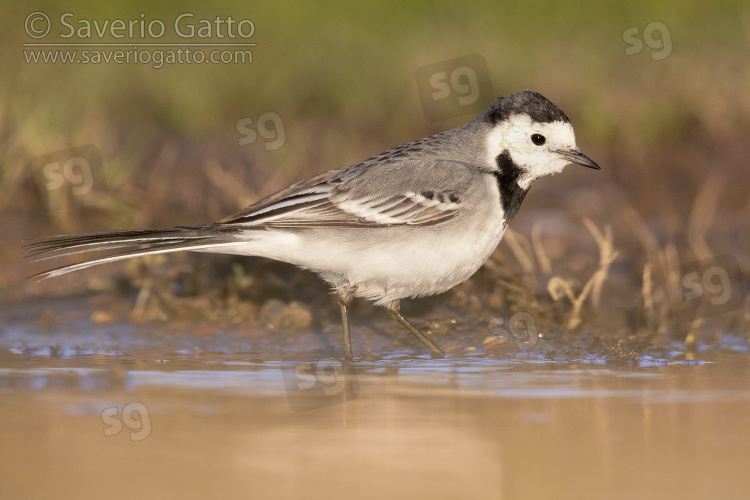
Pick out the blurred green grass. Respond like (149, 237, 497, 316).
(4, 0, 747, 156)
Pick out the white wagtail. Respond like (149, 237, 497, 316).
(25, 90, 599, 359)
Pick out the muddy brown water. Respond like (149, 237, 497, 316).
(1, 296, 749, 499)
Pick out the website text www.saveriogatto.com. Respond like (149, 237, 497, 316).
(22, 11, 256, 69)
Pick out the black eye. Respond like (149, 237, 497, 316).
(531, 134, 546, 146)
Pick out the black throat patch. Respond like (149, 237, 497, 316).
(492, 150, 529, 225)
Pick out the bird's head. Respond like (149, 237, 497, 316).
(480, 90, 599, 189)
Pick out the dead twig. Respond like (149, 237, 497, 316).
(547, 218, 618, 329)
(531, 222, 553, 276)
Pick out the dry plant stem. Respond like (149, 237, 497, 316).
(685, 317, 701, 354)
(623, 205, 660, 261)
(204, 158, 253, 208)
(0, 148, 29, 212)
(531, 222, 552, 276)
(492, 277, 527, 295)
(504, 229, 535, 275)
(642, 263, 656, 330)
(688, 175, 723, 262)
(132, 279, 153, 321)
(659, 243, 681, 315)
(657, 303, 670, 337)
(49, 192, 77, 234)
(624, 206, 664, 333)
(547, 219, 619, 330)
(483, 257, 528, 295)
(548, 276, 595, 330)
(547, 276, 576, 303)
(131, 260, 168, 322)
(582, 217, 619, 312)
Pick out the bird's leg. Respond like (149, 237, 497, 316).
(338, 298, 353, 361)
(385, 300, 444, 358)
(337, 286, 356, 360)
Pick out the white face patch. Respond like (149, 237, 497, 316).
(485, 113, 581, 188)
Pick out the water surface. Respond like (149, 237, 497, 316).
(1, 297, 748, 499)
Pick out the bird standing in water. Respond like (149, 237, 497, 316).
(26, 90, 600, 360)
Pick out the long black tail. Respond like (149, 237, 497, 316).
(24, 224, 246, 281)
